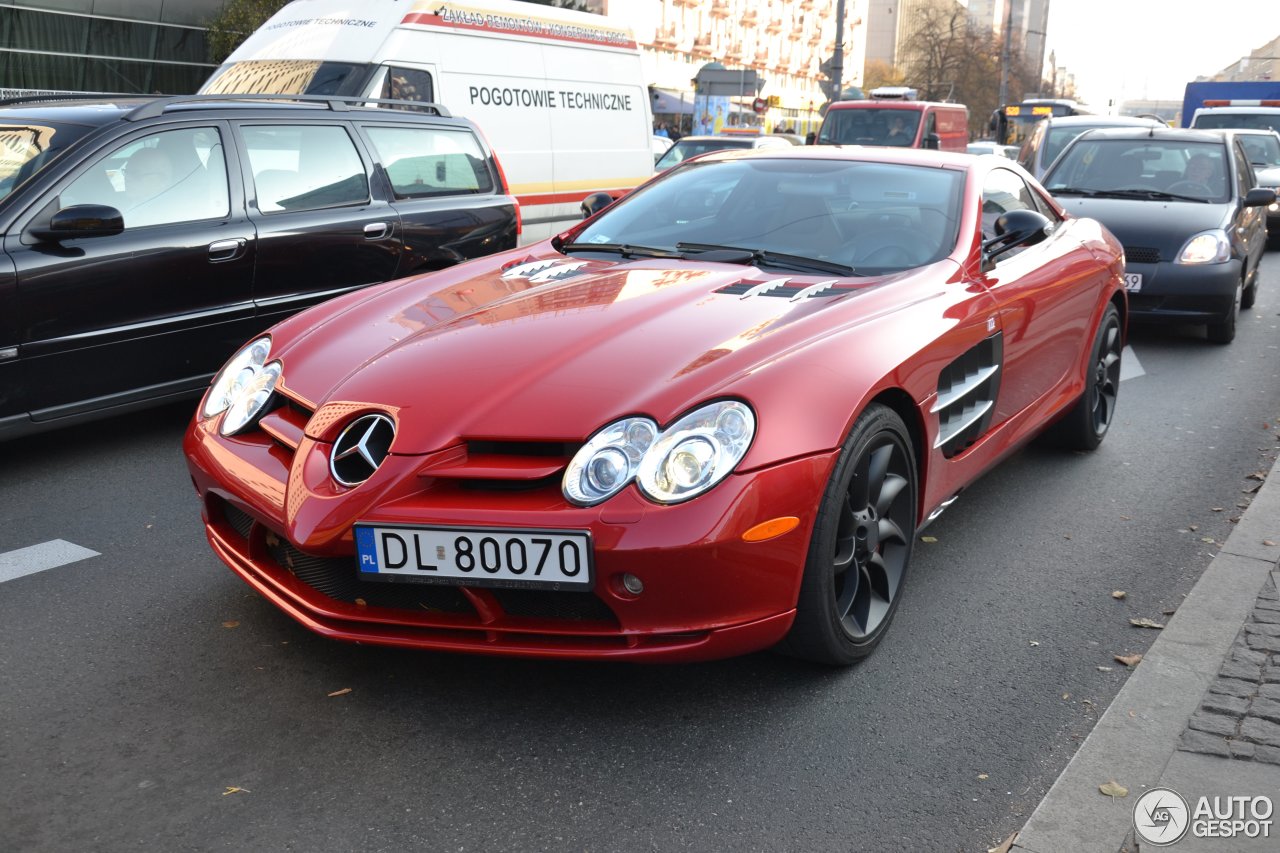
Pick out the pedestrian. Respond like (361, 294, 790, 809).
(655, 121, 669, 139)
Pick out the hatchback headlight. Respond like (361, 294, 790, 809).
(201, 337, 281, 435)
(562, 401, 756, 507)
(1176, 230, 1230, 265)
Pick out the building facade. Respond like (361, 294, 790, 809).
(0, 1, 226, 96)
(1207, 34, 1280, 84)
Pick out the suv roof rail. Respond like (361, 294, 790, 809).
(0, 92, 150, 107)
(125, 94, 452, 121)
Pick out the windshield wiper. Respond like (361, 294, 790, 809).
(676, 242, 856, 276)
(560, 242, 685, 259)
(1092, 188, 1211, 203)
(1047, 187, 1102, 196)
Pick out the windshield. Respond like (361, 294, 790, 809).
(0, 122, 88, 203)
(817, 108, 921, 147)
(568, 157, 964, 274)
(1044, 138, 1231, 203)
(1043, 124, 1112, 167)
(1192, 113, 1280, 134)
(655, 138, 752, 169)
(200, 60, 371, 96)
(1240, 133, 1280, 167)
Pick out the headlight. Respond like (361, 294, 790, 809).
(1176, 230, 1230, 265)
(563, 416, 658, 505)
(201, 337, 281, 435)
(561, 401, 757, 506)
(637, 400, 756, 504)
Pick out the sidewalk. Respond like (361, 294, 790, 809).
(1010, 453, 1280, 852)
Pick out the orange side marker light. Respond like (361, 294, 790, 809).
(742, 516, 800, 543)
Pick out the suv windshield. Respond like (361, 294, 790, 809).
(568, 157, 963, 273)
(0, 121, 90, 203)
(818, 108, 921, 147)
(1044, 138, 1231, 203)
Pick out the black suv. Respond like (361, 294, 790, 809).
(0, 94, 518, 439)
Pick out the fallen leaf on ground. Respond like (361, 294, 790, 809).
(1062, 692, 1070, 700)
(1189, 524, 1199, 531)
(1115, 653, 1143, 667)
(1029, 641, 1040, 646)
(1211, 507, 1224, 512)
(1248, 471, 1268, 481)
(1265, 540, 1277, 547)
(1099, 780, 1129, 798)
(1162, 608, 1177, 616)
(1111, 590, 1126, 599)
(978, 773, 989, 780)
(1119, 515, 1132, 521)
(1201, 537, 1216, 544)
(987, 831, 1017, 853)
(327, 688, 352, 698)
(1097, 666, 1113, 672)
(221, 621, 239, 629)
(920, 536, 938, 543)
(1130, 617, 1164, 629)
(1245, 482, 1263, 494)
(222, 786, 250, 796)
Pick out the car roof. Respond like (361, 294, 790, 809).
(688, 144, 973, 170)
(825, 100, 964, 111)
(1196, 105, 1280, 114)
(1043, 115, 1163, 127)
(1073, 126, 1228, 144)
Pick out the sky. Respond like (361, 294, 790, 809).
(1044, 0, 1280, 109)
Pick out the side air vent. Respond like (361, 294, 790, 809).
(500, 259, 592, 282)
(933, 332, 1003, 458)
(716, 278, 845, 298)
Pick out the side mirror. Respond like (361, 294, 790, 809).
(580, 191, 614, 219)
(1244, 187, 1277, 208)
(28, 204, 124, 242)
(923, 133, 941, 150)
(981, 208, 1051, 269)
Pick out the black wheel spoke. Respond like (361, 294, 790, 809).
(865, 444, 891, 508)
(1104, 325, 1119, 353)
(878, 517, 908, 547)
(875, 473, 908, 516)
(835, 565, 859, 624)
(849, 451, 873, 509)
(833, 493, 857, 572)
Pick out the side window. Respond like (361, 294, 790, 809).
(981, 168, 1043, 254)
(1234, 142, 1254, 193)
(362, 125, 493, 198)
(240, 124, 369, 213)
(59, 127, 229, 229)
(379, 67, 434, 104)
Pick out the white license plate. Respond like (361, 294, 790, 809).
(354, 524, 593, 589)
(1123, 273, 1142, 293)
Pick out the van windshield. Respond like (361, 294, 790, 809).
(1192, 112, 1280, 134)
(201, 60, 371, 96)
(817, 108, 921, 147)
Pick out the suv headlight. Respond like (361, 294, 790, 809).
(1176, 230, 1230, 265)
(201, 336, 281, 435)
(563, 401, 757, 507)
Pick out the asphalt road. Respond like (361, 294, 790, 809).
(4, 247, 1280, 852)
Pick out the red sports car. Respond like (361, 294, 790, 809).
(185, 147, 1126, 665)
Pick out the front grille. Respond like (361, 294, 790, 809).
(1124, 246, 1160, 264)
(222, 502, 255, 541)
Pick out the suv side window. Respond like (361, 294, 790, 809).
(362, 125, 494, 197)
(60, 127, 229, 228)
(240, 124, 369, 213)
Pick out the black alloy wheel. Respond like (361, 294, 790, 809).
(1052, 303, 1122, 451)
(783, 404, 917, 665)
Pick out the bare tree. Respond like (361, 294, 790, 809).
(863, 60, 908, 92)
(206, 0, 289, 63)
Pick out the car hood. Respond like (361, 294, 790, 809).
(273, 255, 915, 453)
(1052, 196, 1229, 256)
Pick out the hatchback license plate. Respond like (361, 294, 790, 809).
(1123, 273, 1142, 292)
(354, 524, 593, 589)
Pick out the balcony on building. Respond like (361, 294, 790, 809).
(741, 8, 758, 26)
(691, 34, 713, 57)
(652, 23, 678, 48)
(766, 17, 783, 34)
(723, 41, 743, 63)
(710, 1, 731, 19)
(673, 0, 699, 7)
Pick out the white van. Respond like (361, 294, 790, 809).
(201, 0, 654, 242)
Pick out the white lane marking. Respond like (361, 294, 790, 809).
(1120, 345, 1144, 382)
(0, 540, 100, 584)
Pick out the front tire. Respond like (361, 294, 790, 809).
(782, 404, 917, 666)
(1206, 277, 1241, 344)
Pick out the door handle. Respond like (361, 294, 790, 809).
(208, 238, 247, 262)
(364, 222, 389, 240)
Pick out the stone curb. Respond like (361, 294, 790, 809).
(1010, 453, 1280, 853)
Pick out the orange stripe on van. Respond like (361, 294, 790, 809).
(400, 12, 638, 50)
(516, 188, 635, 207)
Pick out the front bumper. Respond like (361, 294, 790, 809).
(1124, 258, 1241, 324)
(185, 414, 838, 662)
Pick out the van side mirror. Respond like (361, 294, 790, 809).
(923, 133, 941, 150)
(28, 204, 125, 242)
(1244, 187, 1277, 208)
(981, 208, 1051, 269)
(580, 192, 614, 218)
